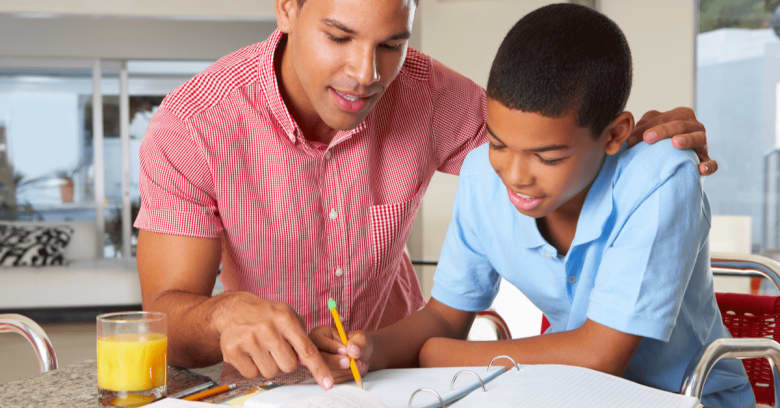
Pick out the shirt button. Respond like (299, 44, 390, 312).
(568, 275, 577, 284)
(324, 151, 332, 160)
(335, 267, 344, 277)
(329, 209, 338, 220)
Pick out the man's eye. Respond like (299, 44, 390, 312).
(327, 33, 349, 43)
(380, 43, 403, 51)
(488, 142, 505, 150)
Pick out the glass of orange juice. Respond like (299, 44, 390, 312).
(97, 311, 167, 407)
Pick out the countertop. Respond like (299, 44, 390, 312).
(0, 360, 310, 407)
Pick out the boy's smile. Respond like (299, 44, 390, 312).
(486, 98, 623, 222)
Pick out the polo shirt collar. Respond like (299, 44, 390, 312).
(570, 152, 618, 248)
(258, 30, 368, 145)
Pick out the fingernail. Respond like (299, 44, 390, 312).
(323, 377, 334, 389)
(702, 163, 709, 172)
(645, 131, 657, 142)
(340, 357, 350, 369)
(347, 345, 360, 357)
(337, 346, 346, 355)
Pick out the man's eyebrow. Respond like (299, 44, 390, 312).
(322, 18, 356, 34)
(387, 30, 411, 41)
(322, 18, 410, 42)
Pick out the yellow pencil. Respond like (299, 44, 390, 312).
(328, 297, 363, 389)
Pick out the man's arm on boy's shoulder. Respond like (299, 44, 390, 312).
(629, 107, 717, 175)
(417, 319, 641, 376)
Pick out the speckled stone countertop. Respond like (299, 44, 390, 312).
(0, 360, 288, 407)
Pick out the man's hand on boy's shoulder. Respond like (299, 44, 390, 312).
(627, 107, 717, 176)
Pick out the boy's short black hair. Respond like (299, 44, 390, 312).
(487, 3, 632, 136)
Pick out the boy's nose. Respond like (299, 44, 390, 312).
(504, 157, 534, 188)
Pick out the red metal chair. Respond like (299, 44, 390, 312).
(709, 253, 780, 407)
(474, 309, 512, 340)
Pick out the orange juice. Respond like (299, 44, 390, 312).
(97, 333, 167, 392)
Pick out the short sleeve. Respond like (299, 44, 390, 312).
(587, 159, 708, 341)
(431, 168, 500, 311)
(133, 107, 223, 238)
(429, 59, 488, 175)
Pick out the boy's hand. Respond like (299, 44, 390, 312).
(309, 326, 372, 384)
(627, 107, 717, 176)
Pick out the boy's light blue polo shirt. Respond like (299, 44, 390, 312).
(432, 141, 754, 407)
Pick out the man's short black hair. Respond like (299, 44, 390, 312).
(487, 3, 632, 136)
(297, 0, 418, 7)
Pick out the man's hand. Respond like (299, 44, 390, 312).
(214, 292, 334, 389)
(627, 107, 717, 176)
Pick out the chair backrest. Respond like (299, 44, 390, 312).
(711, 252, 780, 407)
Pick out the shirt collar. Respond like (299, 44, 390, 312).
(258, 29, 368, 146)
(569, 152, 618, 248)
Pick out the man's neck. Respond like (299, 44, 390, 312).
(275, 35, 338, 145)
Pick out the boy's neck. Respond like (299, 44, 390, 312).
(537, 185, 590, 256)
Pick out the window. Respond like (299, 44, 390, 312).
(0, 58, 210, 257)
(696, 1, 780, 254)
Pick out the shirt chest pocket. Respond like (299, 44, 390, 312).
(368, 190, 424, 276)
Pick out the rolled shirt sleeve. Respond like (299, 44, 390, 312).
(133, 107, 223, 238)
(587, 154, 708, 342)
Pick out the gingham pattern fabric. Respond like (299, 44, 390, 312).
(135, 30, 487, 332)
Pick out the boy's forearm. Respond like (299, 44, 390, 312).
(419, 320, 640, 376)
(368, 299, 475, 370)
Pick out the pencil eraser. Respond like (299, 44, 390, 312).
(328, 298, 337, 310)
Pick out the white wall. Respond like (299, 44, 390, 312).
(0, 0, 276, 20)
(600, 0, 696, 114)
(0, 14, 276, 60)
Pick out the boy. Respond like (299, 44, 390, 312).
(312, 4, 753, 406)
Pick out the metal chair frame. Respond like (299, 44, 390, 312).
(681, 252, 780, 404)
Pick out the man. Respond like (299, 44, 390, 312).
(135, 0, 716, 390)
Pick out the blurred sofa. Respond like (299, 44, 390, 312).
(0, 221, 140, 309)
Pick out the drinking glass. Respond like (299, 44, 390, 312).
(97, 311, 167, 407)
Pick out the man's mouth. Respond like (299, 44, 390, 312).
(330, 88, 373, 113)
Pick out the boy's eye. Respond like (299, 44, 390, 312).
(326, 33, 349, 43)
(488, 142, 505, 150)
(537, 154, 566, 165)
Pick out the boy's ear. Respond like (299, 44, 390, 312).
(276, 0, 299, 34)
(602, 112, 634, 155)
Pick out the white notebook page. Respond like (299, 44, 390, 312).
(453, 364, 699, 408)
(245, 366, 505, 408)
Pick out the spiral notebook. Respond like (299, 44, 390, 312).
(243, 357, 699, 408)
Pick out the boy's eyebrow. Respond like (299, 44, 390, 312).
(322, 18, 410, 41)
(485, 125, 506, 145)
(486, 124, 569, 152)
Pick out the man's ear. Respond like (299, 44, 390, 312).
(603, 112, 634, 155)
(276, 0, 299, 34)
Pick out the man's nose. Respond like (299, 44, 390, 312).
(347, 46, 379, 87)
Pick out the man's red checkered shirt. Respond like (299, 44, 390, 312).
(134, 30, 487, 332)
